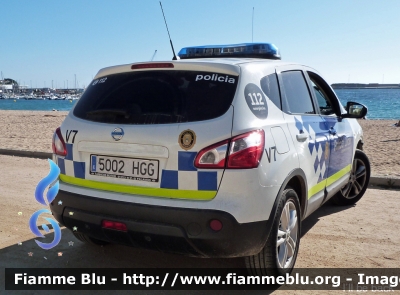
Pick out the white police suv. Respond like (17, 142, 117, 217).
(50, 43, 370, 275)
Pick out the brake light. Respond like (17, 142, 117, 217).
(194, 130, 265, 169)
(227, 130, 265, 169)
(102, 220, 128, 232)
(194, 140, 229, 169)
(131, 63, 174, 70)
(52, 127, 67, 156)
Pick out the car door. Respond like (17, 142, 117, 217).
(305, 70, 354, 200)
(276, 66, 331, 218)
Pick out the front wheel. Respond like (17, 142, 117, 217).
(332, 149, 370, 206)
(245, 187, 301, 276)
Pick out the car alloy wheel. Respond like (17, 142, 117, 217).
(333, 149, 370, 206)
(340, 156, 367, 199)
(245, 187, 301, 276)
(276, 200, 298, 268)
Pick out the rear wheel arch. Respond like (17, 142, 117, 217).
(276, 169, 308, 220)
(246, 186, 302, 275)
(253, 169, 307, 254)
(245, 170, 307, 275)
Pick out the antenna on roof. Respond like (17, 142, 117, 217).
(151, 50, 157, 61)
(159, 2, 178, 60)
(252, 7, 254, 42)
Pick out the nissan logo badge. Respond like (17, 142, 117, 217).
(111, 128, 124, 141)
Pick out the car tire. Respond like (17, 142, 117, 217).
(245, 187, 301, 276)
(332, 149, 370, 206)
(72, 231, 109, 246)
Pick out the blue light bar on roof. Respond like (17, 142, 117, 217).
(177, 43, 281, 60)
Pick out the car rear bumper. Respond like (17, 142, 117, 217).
(50, 190, 270, 258)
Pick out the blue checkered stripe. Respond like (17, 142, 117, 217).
(56, 143, 86, 179)
(295, 117, 330, 184)
(160, 151, 218, 191)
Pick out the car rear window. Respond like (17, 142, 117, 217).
(73, 71, 238, 124)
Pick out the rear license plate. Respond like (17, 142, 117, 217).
(90, 154, 159, 182)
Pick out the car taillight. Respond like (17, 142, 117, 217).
(227, 130, 265, 169)
(52, 127, 67, 156)
(194, 130, 265, 169)
(194, 140, 229, 169)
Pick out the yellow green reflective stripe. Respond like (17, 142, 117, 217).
(326, 164, 352, 187)
(308, 181, 326, 199)
(308, 164, 352, 199)
(59, 174, 216, 200)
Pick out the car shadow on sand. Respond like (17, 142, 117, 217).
(0, 228, 278, 295)
(300, 198, 355, 238)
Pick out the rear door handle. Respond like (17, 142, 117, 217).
(296, 132, 308, 142)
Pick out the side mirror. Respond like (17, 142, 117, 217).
(341, 101, 368, 119)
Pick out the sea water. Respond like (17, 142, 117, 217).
(0, 99, 77, 112)
(335, 88, 400, 120)
(0, 89, 399, 119)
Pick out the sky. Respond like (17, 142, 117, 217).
(1, 0, 400, 88)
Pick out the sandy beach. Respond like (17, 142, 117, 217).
(0, 110, 399, 294)
(0, 110, 399, 177)
(0, 110, 67, 153)
(0, 153, 398, 295)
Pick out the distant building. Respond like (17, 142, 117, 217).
(332, 83, 400, 89)
(0, 78, 19, 93)
(0, 78, 84, 95)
